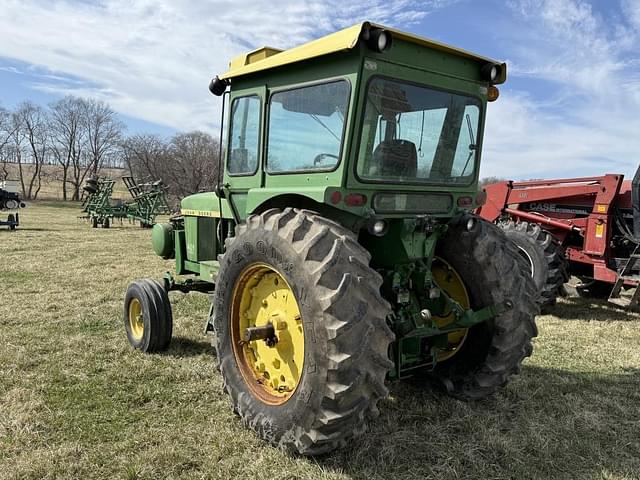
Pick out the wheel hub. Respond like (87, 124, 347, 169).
(231, 264, 304, 404)
(431, 258, 470, 362)
(128, 298, 144, 341)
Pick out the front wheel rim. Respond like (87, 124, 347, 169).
(128, 298, 144, 341)
(230, 263, 305, 405)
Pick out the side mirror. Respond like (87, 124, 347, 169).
(209, 76, 228, 96)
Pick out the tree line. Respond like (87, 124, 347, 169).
(0, 96, 219, 201)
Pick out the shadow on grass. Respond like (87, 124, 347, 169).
(318, 365, 640, 479)
(33, 200, 83, 209)
(162, 337, 213, 357)
(549, 296, 639, 321)
(5, 227, 52, 232)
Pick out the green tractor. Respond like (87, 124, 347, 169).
(124, 22, 538, 455)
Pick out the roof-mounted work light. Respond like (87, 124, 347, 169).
(480, 62, 503, 83)
(362, 27, 393, 53)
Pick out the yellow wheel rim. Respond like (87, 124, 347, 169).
(231, 263, 304, 405)
(432, 258, 470, 362)
(128, 298, 144, 341)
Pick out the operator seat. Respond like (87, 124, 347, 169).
(372, 140, 417, 178)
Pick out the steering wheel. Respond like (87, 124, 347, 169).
(313, 153, 339, 166)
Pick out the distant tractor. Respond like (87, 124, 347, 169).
(477, 168, 640, 308)
(82, 175, 171, 228)
(124, 22, 538, 455)
(0, 181, 26, 230)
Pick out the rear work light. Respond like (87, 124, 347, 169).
(362, 28, 393, 53)
(457, 196, 473, 208)
(481, 62, 503, 82)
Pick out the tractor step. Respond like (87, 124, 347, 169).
(608, 294, 640, 310)
(609, 278, 640, 308)
(609, 243, 640, 308)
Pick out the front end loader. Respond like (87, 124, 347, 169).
(478, 168, 640, 309)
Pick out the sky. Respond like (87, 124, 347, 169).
(0, 0, 638, 179)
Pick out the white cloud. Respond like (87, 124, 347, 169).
(0, 0, 445, 132)
(623, 0, 640, 29)
(482, 0, 640, 179)
(2, 0, 637, 181)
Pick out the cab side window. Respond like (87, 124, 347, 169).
(267, 80, 349, 172)
(227, 95, 261, 175)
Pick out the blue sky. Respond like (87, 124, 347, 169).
(0, 0, 638, 179)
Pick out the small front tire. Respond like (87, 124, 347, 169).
(124, 279, 173, 352)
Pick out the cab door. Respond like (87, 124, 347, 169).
(223, 86, 266, 219)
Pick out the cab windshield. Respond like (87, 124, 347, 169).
(356, 77, 481, 185)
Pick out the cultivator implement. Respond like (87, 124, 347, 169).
(122, 177, 172, 227)
(81, 175, 171, 228)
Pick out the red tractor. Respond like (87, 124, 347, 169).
(477, 169, 640, 309)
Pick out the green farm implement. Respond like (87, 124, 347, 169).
(123, 22, 538, 455)
(82, 175, 171, 228)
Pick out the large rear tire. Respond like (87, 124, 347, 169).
(213, 208, 394, 455)
(434, 217, 539, 400)
(500, 221, 568, 311)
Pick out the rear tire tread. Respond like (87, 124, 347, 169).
(500, 220, 569, 310)
(215, 208, 394, 455)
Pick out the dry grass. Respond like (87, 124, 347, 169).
(2, 164, 130, 200)
(1, 202, 640, 480)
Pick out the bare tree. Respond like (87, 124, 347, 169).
(121, 134, 168, 181)
(0, 106, 11, 151)
(8, 102, 48, 199)
(49, 96, 85, 201)
(480, 176, 508, 187)
(167, 131, 218, 198)
(83, 99, 124, 174)
(0, 105, 12, 181)
(61, 99, 124, 200)
(120, 131, 218, 200)
(16, 102, 50, 199)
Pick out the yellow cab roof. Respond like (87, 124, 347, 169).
(219, 22, 504, 81)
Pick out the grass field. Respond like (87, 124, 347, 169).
(2, 164, 130, 200)
(1, 202, 640, 480)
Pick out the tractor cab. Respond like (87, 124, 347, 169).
(199, 22, 505, 225)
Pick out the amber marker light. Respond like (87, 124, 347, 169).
(487, 85, 500, 102)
